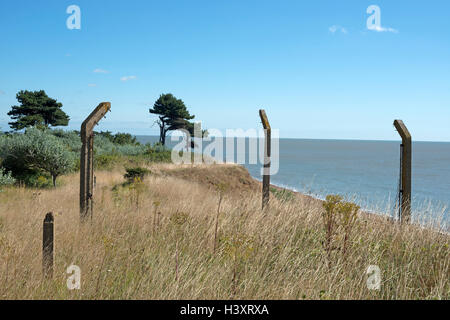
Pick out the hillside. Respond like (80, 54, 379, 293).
(0, 163, 448, 299)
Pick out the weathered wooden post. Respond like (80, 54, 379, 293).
(42, 212, 54, 278)
(393, 120, 412, 223)
(259, 109, 271, 210)
(80, 102, 111, 222)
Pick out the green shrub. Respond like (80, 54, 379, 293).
(0, 128, 75, 187)
(152, 142, 166, 152)
(270, 187, 294, 202)
(94, 154, 121, 170)
(49, 129, 82, 152)
(27, 173, 53, 188)
(95, 131, 139, 145)
(322, 195, 360, 264)
(111, 132, 138, 145)
(145, 151, 172, 163)
(116, 144, 147, 156)
(124, 167, 151, 182)
(0, 128, 171, 187)
(144, 144, 172, 163)
(0, 168, 16, 187)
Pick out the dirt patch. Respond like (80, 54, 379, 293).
(154, 163, 260, 194)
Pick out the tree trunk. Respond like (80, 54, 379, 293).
(52, 175, 57, 187)
(185, 133, 190, 151)
(159, 124, 164, 144)
(159, 118, 167, 146)
(161, 130, 166, 146)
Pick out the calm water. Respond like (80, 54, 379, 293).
(137, 136, 450, 226)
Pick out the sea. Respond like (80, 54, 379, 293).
(136, 135, 449, 228)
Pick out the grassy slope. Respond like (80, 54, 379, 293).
(0, 163, 448, 299)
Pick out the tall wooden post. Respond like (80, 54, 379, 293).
(259, 109, 271, 210)
(80, 102, 111, 222)
(393, 120, 412, 223)
(42, 212, 54, 278)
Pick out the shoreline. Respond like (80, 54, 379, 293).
(248, 173, 450, 234)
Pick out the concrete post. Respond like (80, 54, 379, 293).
(80, 102, 111, 222)
(42, 212, 54, 278)
(393, 120, 412, 223)
(259, 109, 271, 210)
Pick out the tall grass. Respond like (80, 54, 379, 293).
(0, 164, 448, 299)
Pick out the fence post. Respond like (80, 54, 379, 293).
(393, 120, 412, 223)
(259, 109, 271, 210)
(80, 102, 111, 222)
(42, 212, 54, 278)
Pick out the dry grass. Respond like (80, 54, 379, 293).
(0, 163, 448, 300)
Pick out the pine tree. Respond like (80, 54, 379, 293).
(8, 90, 70, 130)
(149, 93, 194, 145)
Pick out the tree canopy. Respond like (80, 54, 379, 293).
(8, 90, 70, 130)
(149, 93, 194, 145)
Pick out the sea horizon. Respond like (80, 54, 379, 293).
(135, 135, 450, 144)
(136, 135, 449, 228)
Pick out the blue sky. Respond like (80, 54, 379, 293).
(0, 0, 449, 141)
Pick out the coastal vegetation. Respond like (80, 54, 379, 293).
(0, 163, 448, 299)
(0, 90, 448, 300)
(0, 128, 171, 188)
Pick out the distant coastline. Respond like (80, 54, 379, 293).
(136, 135, 450, 227)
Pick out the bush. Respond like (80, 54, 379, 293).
(21, 173, 53, 189)
(0, 128, 75, 187)
(0, 168, 16, 187)
(111, 132, 138, 145)
(144, 143, 172, 162)
(116, 144, 147, 156)
(0, 128, 172, 188)
(52, 130, 169, 165)
(124, 167, 151, 182)
(322, 195, 360, 264)
(270, 187, 294, 202)
(94, 154, 121, 170)
(49, 129, 82, 153)
(92, 135, 145, 156)
(95, 131, 139, 145)
(152, 142, 166, 152)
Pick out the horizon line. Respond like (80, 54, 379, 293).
(134, 134, 450, 144)
(1, 127, 448, 143)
